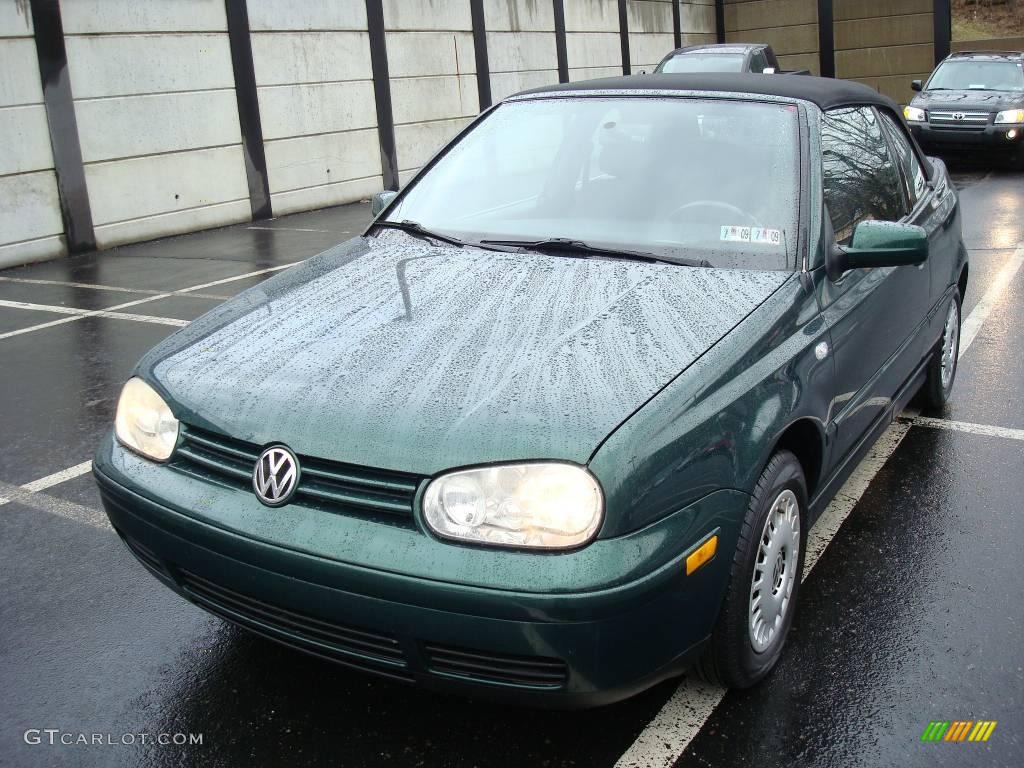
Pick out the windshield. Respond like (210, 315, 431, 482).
(658, 53, 746, 73)
(926, 60, 1024, 91)
(383, 97, 800, 270)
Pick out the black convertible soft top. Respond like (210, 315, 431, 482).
(519, 73, 900, 113)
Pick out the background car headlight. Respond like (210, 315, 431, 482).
(995, 109, 1024, 124)
(114, 377, 179, 461)
(903, 106, 926, 122)
(423, 463, 604, 549)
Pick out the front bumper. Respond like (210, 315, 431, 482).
(909, 121, 1023, 152)
(94, 434, 749, 707)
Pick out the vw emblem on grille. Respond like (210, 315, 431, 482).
(952, 112, 966, 121)
(253, 445, 299, 507)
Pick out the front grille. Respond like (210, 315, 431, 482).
(423, 643, 568, 689)
(178, 569, 413, 681)
(929, 110, 990, 131)
(171, 423, 423, 524)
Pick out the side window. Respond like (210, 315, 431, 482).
(821, 107, 909, 244)
(750, 50, 769, 73)
(879, 111, 928, 208)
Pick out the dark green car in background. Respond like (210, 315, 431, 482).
(94, 74, 967, 707)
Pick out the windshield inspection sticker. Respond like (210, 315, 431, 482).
(721, 226, 782, 245)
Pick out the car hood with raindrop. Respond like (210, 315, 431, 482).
(138, 231, 792, 475)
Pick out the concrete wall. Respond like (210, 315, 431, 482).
(0, 5, 63, 268)
(833, 0, 935, 104)
(249, 1, 381, 216)
(486, 0, 560, 101)
(386, 0, 476, 186)
(628, 1, 716, 72)
(565, 0, 623, 80)
(61, 0, 250, 249)
(724, 0, 820, 75)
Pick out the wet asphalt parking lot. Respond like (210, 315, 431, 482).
(1, 163, 1022, 768)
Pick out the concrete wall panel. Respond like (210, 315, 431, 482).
(247, 0, 367, 32)
(491, 68, 560, 101)
(384, 0, 472, 31)
(0, 171, 63, 250)
(565, 0, 620, 32)
(271, 176, 383, 218)
(391, 75, 478, 125)
(75, 91, 242, 163)
(251, 32, 373, 86)
(0, 39, 45, 106)
(264, 129, 382, 195)
(84, 145, 249, 227)
(0, 105, 52, 175)
(65, 34, 235, 99)
(60, 0, 227, 33)
(0, 16, 63, 264)
(257, 81, 378, 141)
(386, 31, 477, 77)
(487, 30, 558, 73)
(0, 2, 32, 36)
(484, 0, 555, 31)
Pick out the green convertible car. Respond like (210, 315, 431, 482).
(95, 74, 967, 707)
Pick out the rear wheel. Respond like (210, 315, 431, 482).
(696, 451, 807, 688)
(920, 289, 961, 410)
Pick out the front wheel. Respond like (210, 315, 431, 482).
(920, 288, 961, 410)
(696, 450, 807, 688)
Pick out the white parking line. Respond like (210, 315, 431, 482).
(0, 299, 188, 327)
(0, 461, 94, 507)
(959, 241, 1024, 359)
(0, 263, 299, 340)
(0, 479, 110, 529)
(912, 415, 1024, 441)
(0, 275, 230, 300)
(617, 242, 1024, 768)
(247, 226, 339, 233)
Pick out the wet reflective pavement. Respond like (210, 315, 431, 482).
(2, 169, 1023, 768)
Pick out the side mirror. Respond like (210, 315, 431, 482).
(763, 67, 776, 74)
(370, 190, 398, 217)
(828, 221, 928, 280)
(911, 79, 923, 91)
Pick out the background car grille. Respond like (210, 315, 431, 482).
(928, 110, 990, 131)
(171, 423, 423, 524)
(177, 568, 414, 681)
(423, 643, 569, 689)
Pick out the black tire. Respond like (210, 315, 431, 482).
(920, 288, 961, 410)
(696, 450, 807, 688)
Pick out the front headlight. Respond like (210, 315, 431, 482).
(423, 463, 604, 549)
(904, 106, 926, 122)
(995, 109, 1024, 124)
(114, 377, 179, 461)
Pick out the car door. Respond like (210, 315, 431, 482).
(878, 110, 960, 310)
(815, 106, 932, 461)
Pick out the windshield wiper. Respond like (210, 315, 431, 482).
(374, 219, 467, 247)
(478, 237, 712, 267)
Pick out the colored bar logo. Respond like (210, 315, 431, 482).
(921, 721, 997, 742)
